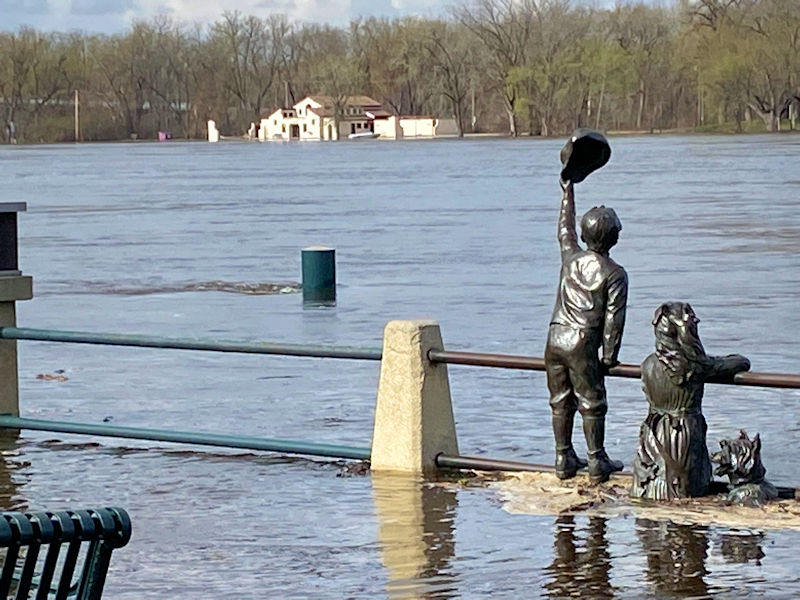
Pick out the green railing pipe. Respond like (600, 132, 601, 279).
(0, 327, 382, 361)
(0, 416, 372, 461)
(4, 326, 799, 389)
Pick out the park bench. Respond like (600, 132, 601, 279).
(0, 507, 131, 600)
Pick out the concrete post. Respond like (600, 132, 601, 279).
(0, 203, 32, 416)
(207, 120, 219, 143)
(371, 320, 458, 474)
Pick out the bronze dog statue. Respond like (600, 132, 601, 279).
(711, 430, 777, 507)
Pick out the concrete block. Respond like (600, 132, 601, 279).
(0, 303, 19, 415)
(0, 276, 32, 302)
(371, 320, 458, 474)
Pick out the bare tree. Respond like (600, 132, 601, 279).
(210, 11, 289, 130)
(426, 22, 472, 136)
(454, 0, 534, 136)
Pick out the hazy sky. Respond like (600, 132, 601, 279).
(1, 0, 449, 33)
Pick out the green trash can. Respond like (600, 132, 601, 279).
(301, 246, 336, 307)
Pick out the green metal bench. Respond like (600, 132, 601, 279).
(0, 507, 131, 600)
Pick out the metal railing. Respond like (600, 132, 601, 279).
(3, 326, 798, 388)
(427, 349, 800, 389)
(1, 325, 798, 486)
(0, 416, 371, 461)
(0, 327, 381, 361)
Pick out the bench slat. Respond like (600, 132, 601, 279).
(0, 508, 131, 600)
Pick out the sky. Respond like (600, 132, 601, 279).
(0, 0, 450, 33)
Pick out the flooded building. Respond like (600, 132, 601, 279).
(258, 95, 458, 141)
(260, 95, 387, 141)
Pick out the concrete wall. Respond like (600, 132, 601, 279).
(434, 118, 459, 136)
(374, 117, 402, 140)
(398, 117, 459, 138)
(399, 117, 435, 138)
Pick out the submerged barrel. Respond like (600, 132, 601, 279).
(560, 129, 611, 184)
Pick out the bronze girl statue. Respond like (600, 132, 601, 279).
(631, 302, 751, 500)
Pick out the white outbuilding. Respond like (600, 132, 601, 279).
(260, 95, 388, 141)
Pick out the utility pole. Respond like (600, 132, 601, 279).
(74, 89, 80, 142)
(471, 86, 476, 132)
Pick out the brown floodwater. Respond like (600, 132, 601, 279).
(1, 134, 799, 597)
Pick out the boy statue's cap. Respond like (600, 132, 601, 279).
(560, 128, 611, 184)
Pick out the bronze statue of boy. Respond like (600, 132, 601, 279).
(545, 130, 626, 483)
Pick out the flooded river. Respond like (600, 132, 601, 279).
(1, 134, 799, 597)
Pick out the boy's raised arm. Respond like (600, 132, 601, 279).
(558, 180, 580, 256)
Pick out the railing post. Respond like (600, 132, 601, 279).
(371, 320, 458, 474)
(0, 203, 32, 417)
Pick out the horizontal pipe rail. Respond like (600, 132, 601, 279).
(0, 327, 382, 361)
(1, 416, 795, 498)
(428, 350, 800, 389)
(0, 416, 371, 460)
(2, 326, 798, 388)
(435, 454, 797, 498)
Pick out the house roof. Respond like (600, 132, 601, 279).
(302, 95, 382, 109)
(308, 106, 334, 117)
(307, 106, 392, 120)
(263, 106, 296, 118)
(365, 109, 393, 119)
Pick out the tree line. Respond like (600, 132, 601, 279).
(1, 0, 798, 143)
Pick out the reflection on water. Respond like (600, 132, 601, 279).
(545, 515, 613, 599)
(541, 515, 771, 599)
(638, 518, 710, 597)
(719, 530, 766, 565)
(371, 473, 457, 599)
(637, 518, 768, 598)
(0, 432, 23, 510)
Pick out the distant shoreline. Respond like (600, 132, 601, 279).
(2, 128, 798, 147)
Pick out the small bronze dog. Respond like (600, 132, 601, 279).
(711, 430, 777, 507)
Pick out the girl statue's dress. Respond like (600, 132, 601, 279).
(631, 302, 750, 500)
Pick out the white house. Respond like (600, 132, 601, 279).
(260, 95, 389, 141)
(258, 95, 459, 141)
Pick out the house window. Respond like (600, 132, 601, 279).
(282, 124, 285, 133)
(312, 119, 316, 125)
(351, 124, 356, 134)
(303, 124, 307, 132)
(273, 120, 277, 125)
(357, 123, 361, 129)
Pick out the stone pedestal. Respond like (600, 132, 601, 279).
(0, 276, 32, 416)
(0, 202, 31, 417)
(371, 320, 458, 474)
